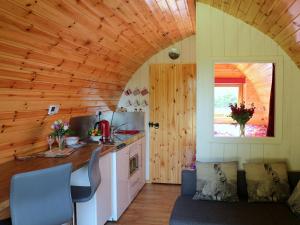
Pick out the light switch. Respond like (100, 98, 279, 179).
(48, 105, 60, 115)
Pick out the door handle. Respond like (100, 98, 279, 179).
(149, 122, 159, 129)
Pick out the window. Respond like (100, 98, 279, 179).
(213, 63, 275, 138)
(214, 86, 240, 122)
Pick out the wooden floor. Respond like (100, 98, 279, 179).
(107, 184, 180, 225)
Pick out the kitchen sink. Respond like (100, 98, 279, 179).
(114, 130, 140, 135)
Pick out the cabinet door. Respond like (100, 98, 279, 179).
(116, 146, 130, 218)
(96, 153, 112, 225)
(141, 137, 146, 185)
(129, 169, 141, 201)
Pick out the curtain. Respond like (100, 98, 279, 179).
(267, 64, 275, 137)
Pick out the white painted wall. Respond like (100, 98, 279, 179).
(196, 3, 300, 170)
(118, 36, 196, 180)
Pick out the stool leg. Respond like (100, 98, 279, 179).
(74, 202, 77, 225)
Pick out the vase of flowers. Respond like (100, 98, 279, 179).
(229, 102, 255, 137)
(51, 120, 71, 150)
(239, 123, 246, 137)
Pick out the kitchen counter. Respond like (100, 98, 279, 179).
(111, 132, 144, 151)
(0, 132, 144, 219)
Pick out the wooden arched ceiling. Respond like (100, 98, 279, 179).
(235, 63, 273, 107)
(215, 64, 245, 78)
(0, 0, 195, 163)
(0, 0, 196, 111)
(198, 0, 300, 68)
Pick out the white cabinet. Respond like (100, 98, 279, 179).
(128, 140, 142, 201)
(72, 152, 112, 225)
(111, 146, 130, 221)
(96, 153, 112, 225)
(111, 137, 146, 221)
(70, 137, 145, 224)
(139, 137, 146, 189)
(116, 146, 130, 218)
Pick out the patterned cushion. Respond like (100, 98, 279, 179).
(244, 162, 290, 202)
(193, 161, 238, 202)
(288, 181, 300, 216)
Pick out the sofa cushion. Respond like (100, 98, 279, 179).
(170, 196, 300, 225)
(193, 162, 238, 202)
(288, 180, 300, 216)
(181, 170, 300, 197)
(244, 162, 290, 202)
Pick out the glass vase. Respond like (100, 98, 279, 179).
(239, 124, 245, 137)
(56, 136, 65, 150)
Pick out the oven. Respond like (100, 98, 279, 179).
(128, 141, 143, 201)
(129, 154, 139, 176)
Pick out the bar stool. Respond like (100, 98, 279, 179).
(71, 146, 102, 224)
(10, 163, 73, 225)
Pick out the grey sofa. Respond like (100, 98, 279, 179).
(169, 170, 300, 225)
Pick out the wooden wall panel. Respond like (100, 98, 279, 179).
(197, 3, 300, 170)
(0, 0, 195, 164)
(198, 0, 300, 68)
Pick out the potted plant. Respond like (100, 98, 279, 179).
(229, 102, 255, 137)
(88, 128, 102, 142)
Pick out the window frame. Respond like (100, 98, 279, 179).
(206, 57, 283, 144)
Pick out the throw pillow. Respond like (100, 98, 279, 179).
(244, 162, 290, 202)
(193, 161, 238, 202)
(288, 181, 300, 216)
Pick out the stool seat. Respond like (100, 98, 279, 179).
(71, 146, 103, 225)
(71, 186, 92, 202)
(10, 163, 73, 225)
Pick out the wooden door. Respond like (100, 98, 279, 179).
(149, 64, 196, 184)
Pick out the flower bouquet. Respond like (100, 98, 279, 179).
(229, 102, 255, 137)
(50, 120, 72, 150)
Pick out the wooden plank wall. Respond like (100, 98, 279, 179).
(198, 0, 300, 69)
(0, 0, 195, 164)
(149, 64, 196, 184)
(197, 3, 300, 170)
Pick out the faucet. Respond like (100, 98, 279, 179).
(112, 123, 128, 135)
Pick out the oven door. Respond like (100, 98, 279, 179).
(129, 154, 139, 176)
